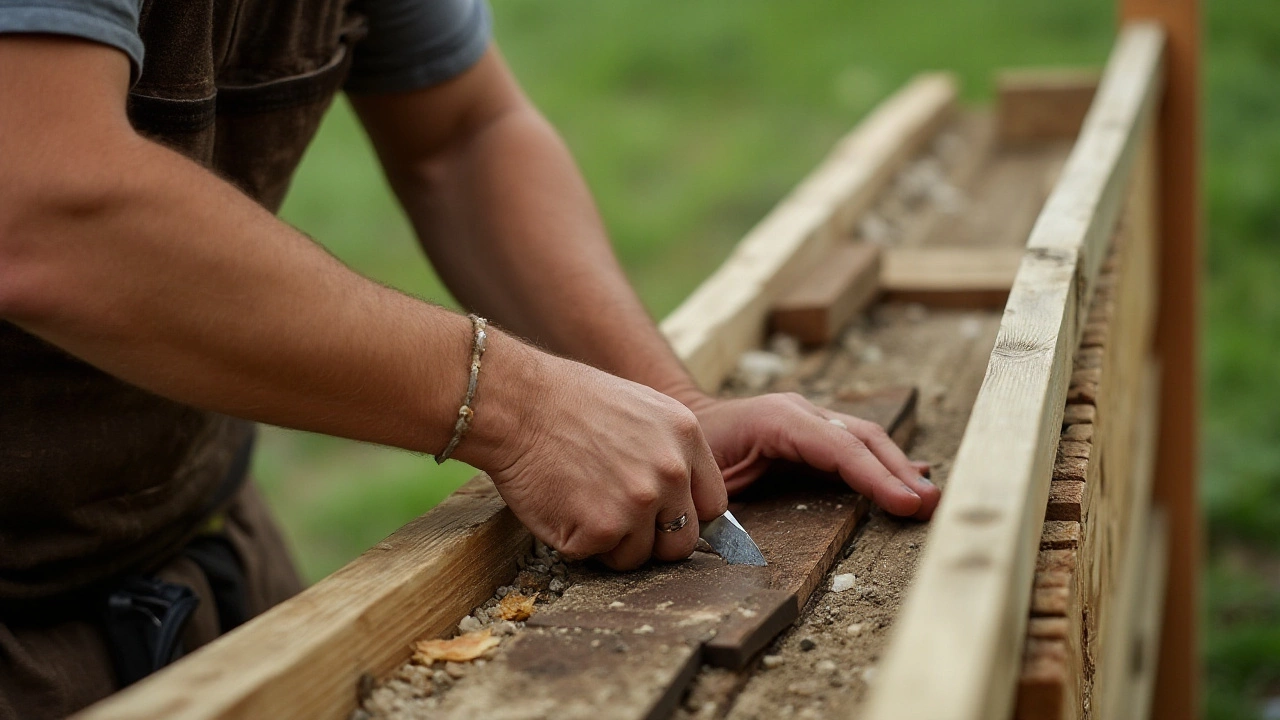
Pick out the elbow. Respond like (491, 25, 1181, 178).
(0, 152, 129, 323)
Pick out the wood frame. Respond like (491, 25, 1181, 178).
(862, 24, 1166, 720)
(74, 74, 956, 720)
(1119, 2, 1202, 718)
(662, 73, 956, 390)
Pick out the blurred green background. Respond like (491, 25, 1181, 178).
(257, 1, 1279, 717)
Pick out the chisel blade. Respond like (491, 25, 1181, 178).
(699, 510, 767, 566)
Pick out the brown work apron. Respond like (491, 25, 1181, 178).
(0, 0, 364, 714)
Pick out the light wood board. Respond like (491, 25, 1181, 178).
(861, 24, 1165, 720)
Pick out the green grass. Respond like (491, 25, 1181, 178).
(256, 2, 1279, 716)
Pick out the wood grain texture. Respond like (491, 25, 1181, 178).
(662, 74, 956, 390)
(880, 246, 1023, 308)
(1120, 3, 1202, 718)
(997, 68, 1100, 145)
(426, 388, 917, 717)
(861, 25, 1165, 720)
(770, 242, 881, 345)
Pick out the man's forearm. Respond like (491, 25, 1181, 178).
(362, 94, 705, 405)
(0, 72, 538, 466)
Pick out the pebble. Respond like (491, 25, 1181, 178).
(762, 654, 784, 669)
(491, 620, 518, 637)
(432, 669, 452, 688)
(633, 624, 655, 635)
(815, 660, 837, 674)
(549, 578, 567, 593)
(799, 638, 816, 652)
(795, 504, 809, 510)
(609, 601, 626, 609)
(862, 666, 878, 684)
(444, 662, 468, 679)
(959, 316, 984, 339)
(831, 573, 856, 593)
(736, 350, 794, 390)
(859, 345, 884, 364)
(845, 622, 864, 636)
(457, 615, 483, 634)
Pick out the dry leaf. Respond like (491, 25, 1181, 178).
(412, 629, 501, 665)
(498, 592, 538, 621)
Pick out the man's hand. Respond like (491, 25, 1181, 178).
(686, 393, 941, 521)
(474, 349, 728, 571)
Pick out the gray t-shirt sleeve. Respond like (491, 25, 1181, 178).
(0, 0, 144, 74)
(344, 0, 492, 95)
(0, 0, 490, 94)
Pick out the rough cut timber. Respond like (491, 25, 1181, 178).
(862, 24, 1164, 720)
(75, 73, 954, 720)
(997, 68, 1100, 145)
(662, 73, 956, 390)
(423, 387, 918, 720)
(770, 242, 880, 345)
(880, 246, 1023, 308)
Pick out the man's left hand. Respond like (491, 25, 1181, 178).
(685, 392, 941, 521)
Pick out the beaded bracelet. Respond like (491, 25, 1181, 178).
(435, 314, 488, 463)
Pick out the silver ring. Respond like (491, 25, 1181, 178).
(657, 513, 688, 533)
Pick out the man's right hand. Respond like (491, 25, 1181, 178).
(460, 336, 728, 571)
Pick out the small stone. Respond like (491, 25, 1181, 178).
(815, 659, 837, 674)
(736, 350, 794, 390)
(634, 624, 655, 635)
(614, 642, 629, 653)
(444, 661, 468, 679)
(491, 620, 518, 637)
(845, 623, 864, 636)
(548, 578, 567, 593)
(959, 316, 984, 339)
(432, 669, 452, 687)
(862, 666, 878, 684)
(590, 639, 601, 648)
(859, 345, 884, 364)
(795, 504, 809, 510)
(457, 615, 483, 634)
(609, 601, 626, 609)
(908, 542, 919, 550)
(761, 654, 784, 669)
(799, 638, 816, 652)
(831, 573, 856, 593)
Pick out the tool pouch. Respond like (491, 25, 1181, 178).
(100, 577, 199, 687)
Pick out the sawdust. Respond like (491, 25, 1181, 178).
(497, 592, 539, 621)
(411, 630, 502, 665)
(354, 540, 575, 719)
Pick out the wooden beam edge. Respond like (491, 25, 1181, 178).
(662, 72, 957, 390)
(861, 23, 1166, 720)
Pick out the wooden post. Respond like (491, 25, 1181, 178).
(1117, 1, 1201, 718)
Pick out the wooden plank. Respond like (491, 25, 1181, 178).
(1120, 3, 1202, 718)
(1094, 366, 1164, 720)
(425, 387, 917, 717)
(662, 74, 957, 390)
(770, 242, 880, 345)
(862, 25, 1165, 720)
(997, 68, 1100, 145)
(880, 246, 1023, 308)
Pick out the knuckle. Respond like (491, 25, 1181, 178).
(627, 481, 662, 507)
(782, 392, 807, 405)
(654, 455, 691, 486)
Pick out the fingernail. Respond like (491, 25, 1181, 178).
(916, 475, 934, 488)
(827, 418, 848, 429)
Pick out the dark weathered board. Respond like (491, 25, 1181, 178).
(770, 242, 881, 345)
(429, 387, 917, 720)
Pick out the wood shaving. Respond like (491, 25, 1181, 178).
(497, 592, 539, 621)
(412, 629, 500, 665)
